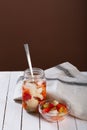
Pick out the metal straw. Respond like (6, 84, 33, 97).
(24, 43, 34, 78)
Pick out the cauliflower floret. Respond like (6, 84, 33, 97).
(29, 87, 43, 100)
(26, 98, 39, 112)
(25, 82, 37, 88)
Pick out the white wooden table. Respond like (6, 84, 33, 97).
(0, 71, 87, 130)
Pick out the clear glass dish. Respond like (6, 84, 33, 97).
(39, 99, 70, 122)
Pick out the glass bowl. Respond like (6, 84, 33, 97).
(38, 99, 70, 122)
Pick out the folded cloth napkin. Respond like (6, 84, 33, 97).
(13, 62, 87, 120)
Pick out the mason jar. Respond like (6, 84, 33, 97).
(22, 68, 46, 112)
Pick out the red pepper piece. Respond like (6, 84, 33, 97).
(42, 107, 50, 113)
(56, 103, 67, 113)
(49, 103, 54, 109)
(23, 93, 32, 101)
(56, 103, 65, 110)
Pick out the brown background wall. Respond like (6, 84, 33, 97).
(0, 0, 87, 71)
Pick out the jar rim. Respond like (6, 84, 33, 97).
(24, 67, 45, 79)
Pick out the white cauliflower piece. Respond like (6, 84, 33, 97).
(26, 98, 39, 112)
(25, 82, 37, 88)
(29, 87, 43, 100)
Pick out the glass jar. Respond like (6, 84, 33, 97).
(21, 68, 46, 112)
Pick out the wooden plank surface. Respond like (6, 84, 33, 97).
(0, 72, 87, 130)
(0, 72, 10, 130)
(22, 110, 40, 130)
(40, 115, 58, 130)
(3, 72, 22, 130)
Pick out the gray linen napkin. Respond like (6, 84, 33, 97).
(45, 62, 87, 120)
(13, 62, 87, 120)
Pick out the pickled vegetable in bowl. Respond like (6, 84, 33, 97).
(39, 99, 70, 122)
